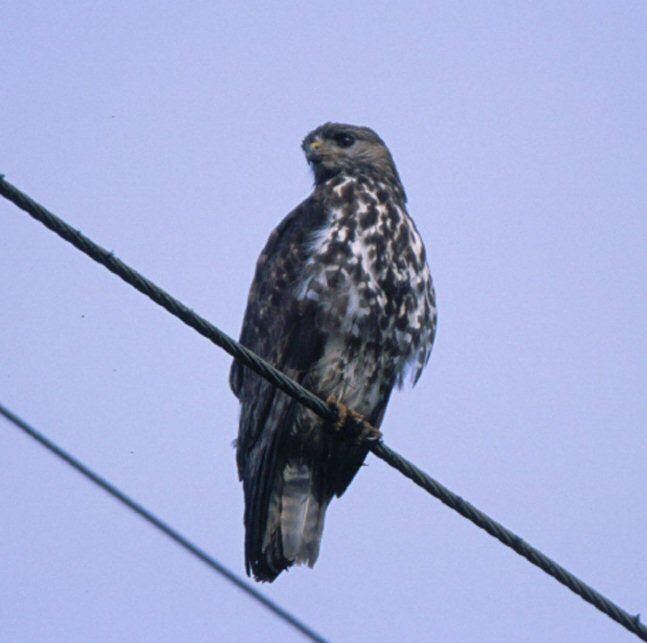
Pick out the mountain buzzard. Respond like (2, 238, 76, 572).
(230, 123, 436, 581)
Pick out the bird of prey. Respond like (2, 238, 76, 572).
(230, 123, 436, 582)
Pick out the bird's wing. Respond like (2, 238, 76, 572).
(230, 194, 336, 579)
(230, 194, 328, 475)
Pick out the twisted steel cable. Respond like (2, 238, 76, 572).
(1, 175, 644, 641)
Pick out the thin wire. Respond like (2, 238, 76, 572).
(0, 403, 327, 643)
(1, 175, 645, 641)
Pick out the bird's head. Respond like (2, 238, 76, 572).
(302, 123, 404, 196)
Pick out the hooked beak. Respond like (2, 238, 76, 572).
(305, 139, 323, 163)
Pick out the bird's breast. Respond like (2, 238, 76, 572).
(293, 176, 435, 385)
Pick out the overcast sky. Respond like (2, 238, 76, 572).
(1, 3, 646, 642)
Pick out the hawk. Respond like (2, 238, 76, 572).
(230, 123, 436, 582)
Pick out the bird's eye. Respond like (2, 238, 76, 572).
(335, 133, 355, 148)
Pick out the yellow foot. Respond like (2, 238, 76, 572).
(325, 395, 382, 444)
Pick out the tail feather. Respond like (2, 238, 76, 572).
(280, 464, 327, 565)
(245, 461, 329, 582)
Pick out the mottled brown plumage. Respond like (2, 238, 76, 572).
(230, 123, 436, 582)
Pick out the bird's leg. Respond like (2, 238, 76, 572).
(325, 395, 382, 444)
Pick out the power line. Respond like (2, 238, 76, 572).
(1, 175, 645, 641)
(0, 402, 327, 643)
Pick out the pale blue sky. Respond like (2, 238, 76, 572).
(1, 2, 646, 642)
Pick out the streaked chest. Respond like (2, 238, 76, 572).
(296, 176, 432, 337)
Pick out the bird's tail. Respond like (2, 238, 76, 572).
(279, 463, 328, 565)
(245, 462, 329, 582)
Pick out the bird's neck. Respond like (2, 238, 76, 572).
(342, 168, 408, 205)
